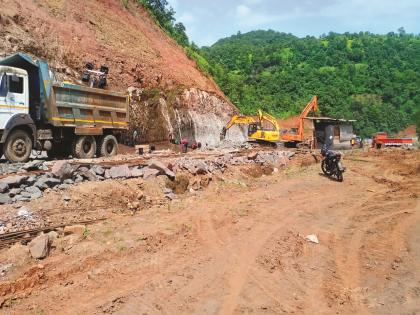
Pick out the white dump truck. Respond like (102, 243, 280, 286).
(0, 53, 129, 163)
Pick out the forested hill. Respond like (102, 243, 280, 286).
(201, 30, 420, 137)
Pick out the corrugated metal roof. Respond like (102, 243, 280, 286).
(304, 116, 356, 122)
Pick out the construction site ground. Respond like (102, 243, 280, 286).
(0, 148, 419, 314)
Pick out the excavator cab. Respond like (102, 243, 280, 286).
(248, 123, 260, 136)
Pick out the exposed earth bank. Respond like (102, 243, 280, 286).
(0, 0, 242, 145)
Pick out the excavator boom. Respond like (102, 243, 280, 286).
(281, 96, 319, 146)
(221, 110, 280, 143)
(220, 115, 258, 140)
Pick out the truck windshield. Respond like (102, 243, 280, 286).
(0, 73, 7, 97)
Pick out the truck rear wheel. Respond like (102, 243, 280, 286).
(98, 135, 118, 157)
(4, 129, 33, 163)
(73, 136, 97, 159)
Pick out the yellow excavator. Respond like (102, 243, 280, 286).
(220, 110, 280, 144)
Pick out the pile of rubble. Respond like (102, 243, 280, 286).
(0, 159, 178, 205)
(0, 150, 296, 206)
(171, 150, 295, 175)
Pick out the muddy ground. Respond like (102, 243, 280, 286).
(0, 149, 419, 314)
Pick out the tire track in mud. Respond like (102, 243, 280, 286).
(218, 219, 296, 315)
(325, 155, 419, 312)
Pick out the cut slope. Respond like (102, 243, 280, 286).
(0, 0, 244, 145)
(0, 0, 222, 93)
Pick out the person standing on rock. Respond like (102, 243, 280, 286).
(180, 139, 188, 153)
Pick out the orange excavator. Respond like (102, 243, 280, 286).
(281, 96, 319, 148)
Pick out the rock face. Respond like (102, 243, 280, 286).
(129, 88, 247, 147)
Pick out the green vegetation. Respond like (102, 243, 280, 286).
(135, 2, 418, 137)
(137, 0, 208, 73)
(201, 30, 420, 137)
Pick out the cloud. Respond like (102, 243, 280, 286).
(235, 3, 283, 27)
(236, 5, 251, 18)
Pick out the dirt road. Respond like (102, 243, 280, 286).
(1, 150, 419, 314)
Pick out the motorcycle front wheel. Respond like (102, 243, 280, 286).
(321, 160, 331, 175)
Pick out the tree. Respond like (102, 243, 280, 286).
(203, 30, 419, 137)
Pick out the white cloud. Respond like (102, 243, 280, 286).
(236, 5, 251, 18)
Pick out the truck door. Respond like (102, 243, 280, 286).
(0, 72, 10, 129)
(6, 74, 26, 114)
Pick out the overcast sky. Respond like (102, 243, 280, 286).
(167, 0, 420, 46)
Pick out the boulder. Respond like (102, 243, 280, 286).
(22, 160, 44, 171)
(51, 161, 74, 181)
(0, 182, 9, 193)
(8, 188, 21, 197)
(63, 179, 74, 185)
(25, 186, 42, 200)
(91, 165, 105, 176)
(35, 176, 61, 190)
(148, 160, 175, 179)
(77, 169, 97, 181)
(130, 167, 144, 178)
(0, 175, 29, 188)
(143, 167, 160, 179)
(26, 176, 37, 185)
(195, 162, 208, 175)
(47, 231, 59, 243)
(13, 194, 31, 202)
(0, 194, 12, 205)
(28, 233, 50, 259)
(74, 175, 84, 184)
(109, 165, 131, 179)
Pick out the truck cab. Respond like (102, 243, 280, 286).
(0, 67, 30, 125)
(0, 66, 34, 162)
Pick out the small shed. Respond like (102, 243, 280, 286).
(305, 117, 356, 149)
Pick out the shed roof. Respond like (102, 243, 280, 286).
(304, 116, 356, 123)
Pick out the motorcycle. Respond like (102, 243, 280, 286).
(321, 146, 345, 182)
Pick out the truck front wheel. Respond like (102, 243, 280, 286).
(73, 136, 97, 159)
(98, 135, 118, 157)
(4, 129, 33, 163)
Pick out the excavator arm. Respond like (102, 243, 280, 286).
(298, 96, 319, 138)
(258, 110, 280, 132)
(220, 115, 258, 140)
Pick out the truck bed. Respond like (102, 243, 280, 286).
(48, 83, 129, 130)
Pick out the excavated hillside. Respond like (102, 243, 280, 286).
(0, 0, 245, 145)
